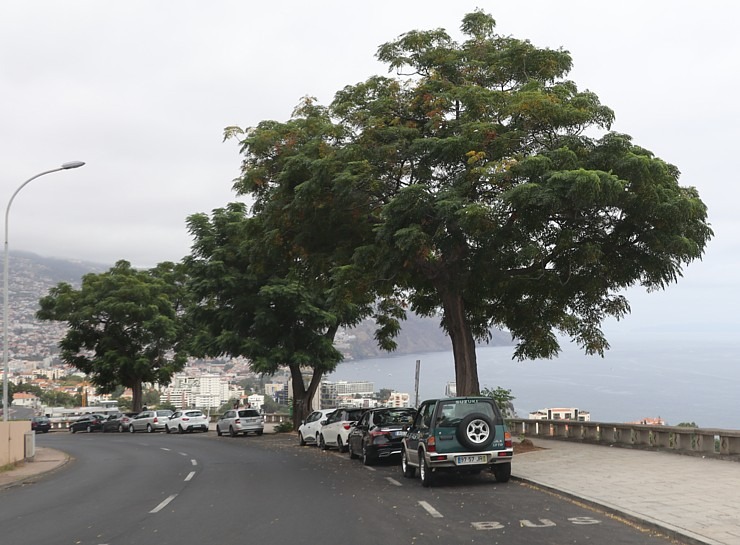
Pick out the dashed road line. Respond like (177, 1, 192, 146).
(385, 477, 402, 487)
(160, 447, 171, 452)
(418, 500, 443, 518)
(185, 471, 196, 482)
(364, 466, 376, 472)
(150, 494, 177, 513)
(191, 459, 197, 466)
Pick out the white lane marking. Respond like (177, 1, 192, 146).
(418, 501, 443, 518)
(178, 452, 188, 456)
(364, 466, 376, 472)
(190, 459, 197, 466)
(150, 494, 177, 513)
(160, 447, 171, 452)
(185, 471, 196, 482)
(385, 477, 402, 487)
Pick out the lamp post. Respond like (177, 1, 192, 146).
(2, 161, 85, 421)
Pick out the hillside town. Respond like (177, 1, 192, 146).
(2, 253, 414, 418)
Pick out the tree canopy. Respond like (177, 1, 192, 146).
(36, 260, 188, 412)
(224, 10, 712, 396)
(184, 203, 381, 426)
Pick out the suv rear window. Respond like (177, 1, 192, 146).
(239, 409, 260, 417)
(185, 411, 203, 417)
(437, 399, 497, 426)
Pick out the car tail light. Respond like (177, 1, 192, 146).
(235, 419, 241, 424)
(504, 431, 512, 448)
(430, 454, 447, 461)
(182, 417, 189, 421)
(370, 430, 389, 445)
(426, 436, 436, 453)
(153, 417, 158, 423)
(343, 423, 351, 430)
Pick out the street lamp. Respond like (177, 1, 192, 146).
(2, 161, 85, 421)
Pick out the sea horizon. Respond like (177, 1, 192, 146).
(328, 330, 740, 430)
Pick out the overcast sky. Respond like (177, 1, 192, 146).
(2, 1, 738, 336)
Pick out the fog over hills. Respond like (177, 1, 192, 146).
(8, 251, 511, 360)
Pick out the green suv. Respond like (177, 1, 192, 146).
(401, 397, 513, 487)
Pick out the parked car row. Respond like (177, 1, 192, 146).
(65, 408, 265, 436)
(297, 396, 514, 487)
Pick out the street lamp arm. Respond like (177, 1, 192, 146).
(2, 161, 85, 421)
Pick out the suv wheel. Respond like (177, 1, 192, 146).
(401, 449, 416, 478)
(492, 462, 511, 483)
(420, 454, 434, 487)
(319, 434, 327, 450)
(216, 425, 222, 437)
(456, 413, 494, 451)
(118, 424, 124, 432)
(299, 432, 306, 446)
(146, 424, 154, 433)
(129, 425, 135, 433)
(165, 425, 171, 434)
(229, 426, 236, 437)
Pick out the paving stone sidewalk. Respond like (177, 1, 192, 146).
(513, 438, 740, 545)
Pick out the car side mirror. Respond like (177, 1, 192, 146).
(320, 420, 327, 425)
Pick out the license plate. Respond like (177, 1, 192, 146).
(392, 431, 406, 438)
(456, 454, 487, 465)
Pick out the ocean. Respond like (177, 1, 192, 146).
(327, 330, 740, 430)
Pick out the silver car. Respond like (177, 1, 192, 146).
(128, 409, 173, 433)
(216, 408, 264, 437)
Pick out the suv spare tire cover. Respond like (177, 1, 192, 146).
(456, 413, 495, 451)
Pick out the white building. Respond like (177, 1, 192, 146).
(386, 392, 411, 408)
(247, 394, 265, 411)
(528, 407, 591, 421)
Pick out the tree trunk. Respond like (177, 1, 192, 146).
(288, 364, 324, 430)
(131, 381, 143, 412)
(440, 288, 480, 396)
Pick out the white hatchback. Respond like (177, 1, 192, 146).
(297, 408, 336, 446)
(319, 407, 365, 452)
(166, 410, 209, 433)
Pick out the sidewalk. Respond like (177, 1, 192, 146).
(513, 438, 740, 545)
(0, 447, 70, 490)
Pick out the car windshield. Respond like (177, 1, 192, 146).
(372, 408, 416, 426)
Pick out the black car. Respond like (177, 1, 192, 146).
(101, 412, 137, 433)
(31, 416, 51, 433)
(68, 414, 106, 433)
(347, 407, 417, 465)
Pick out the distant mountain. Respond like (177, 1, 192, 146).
(339, 314, 513, 360)
(11, 250, 109, 285)
(9, 251, 513, 362)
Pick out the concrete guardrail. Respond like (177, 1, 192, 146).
(508, 418, 740, 458)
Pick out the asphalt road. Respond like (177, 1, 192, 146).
(0, 431, 689, 545)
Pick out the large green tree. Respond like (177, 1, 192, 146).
(228, 11, 712, 397)
(184, 203, 378, 426)
(330, 11, 712, 394)
(36, 260, 188, 412)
